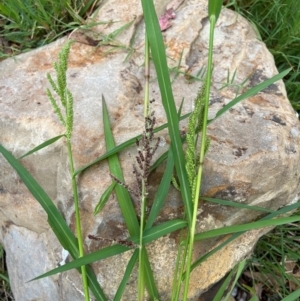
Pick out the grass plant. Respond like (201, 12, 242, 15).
(0, 0, 299, 301)
(47, 41, 90, 301)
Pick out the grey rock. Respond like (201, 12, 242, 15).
(0, 0, 300, 300)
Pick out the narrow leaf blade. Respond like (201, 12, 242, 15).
(145, 149, 174, 230)
(202, 197, 274, 213)
(141, 0, 192, 224)
(94, 181, 116, 215)
(208, 0, 223, 21)
(189, 201, 300, 274)
(102, 96, 139, 235)
(195, 215, 300, 241)
(114, 250, 139, 301)
(0, 145, 107, 300)
(212, 68, 292, 122)
(17, 134, 65, 159)
(281, 288, 300, 301)
(32, 244, 130, 280)
(32, 218, 187, 280)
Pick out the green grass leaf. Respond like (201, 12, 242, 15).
(212, 68, 292, 122)
(0, 144, 107, 300)
(194, 215, 300, 241)
(17, 134, 65, 159)
(145, 149, 174, 230)
(114, 250, 139, 301)
(0, 273, 9, 283)
(281, 288, 300, 301)
(94, 181, 116, 215)
(185, 201, 300, 277)
(31, 244, 130, 281)
(31, 218, 187, 280)
(102, 96, 139, 235)
(213, 259, 246, 301)
(202, 197, 274, 213)
(208, 0, 223, 21)
(0, 144, 78, 253)
(141, 0, 192, 224)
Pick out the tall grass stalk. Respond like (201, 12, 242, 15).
(46, 41, 90, 301)
(137, 35, 151, 301)
(182, 1, 222, 298)
(67, 141, 90, 301)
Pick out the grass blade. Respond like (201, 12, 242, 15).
(0, 144, 78, 253)
(102, 96, 139, 235)
(188, 201, 300, 275)
(208, 0, 223, 21)
(114, 250, 139, 301)
(212, 265, 236, 301)
(31, 244, 130, 280)
(194, 215, 300, 241)
(17, 134, 65, 159)
(0, 144, 107, 300)
(94, 181, 116, 215)
(141, 0, 192, 224)
(202, 197, 274, 213)
(143, 219, 187, 242)
(212, 68, 292, 122)
(212, 259, 246, 301)
(142, 250, 158, 298)
(145, 148, 174, 230)
(281, 288, 300, 301)
(86, 265, 108, 301)
(31, 218, 187, 280)
(223, 259, 246, 301)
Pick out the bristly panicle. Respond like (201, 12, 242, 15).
(110, 173, 140, 199)
(133, 109, 160, 198)
(46, 40, 74, 139)
(185, 79, 210, 200)
(88, 234, 137, 248)
(110, 108, 160, 204)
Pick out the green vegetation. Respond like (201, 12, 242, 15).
(226, 0, 300, 113)
(0, 0, 100, 58)
(0, 245, 13, 301)
(224, 1, 300, 298)
(0, 0, 300, 301)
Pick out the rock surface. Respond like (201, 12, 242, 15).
(1, 0, 300, 300)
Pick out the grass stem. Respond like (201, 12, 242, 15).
(137, 30, 151, 301)
(182, 13, 216, 300)
(67, 140, 90, 301)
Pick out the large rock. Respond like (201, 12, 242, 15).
(1, 0, 300, 300)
